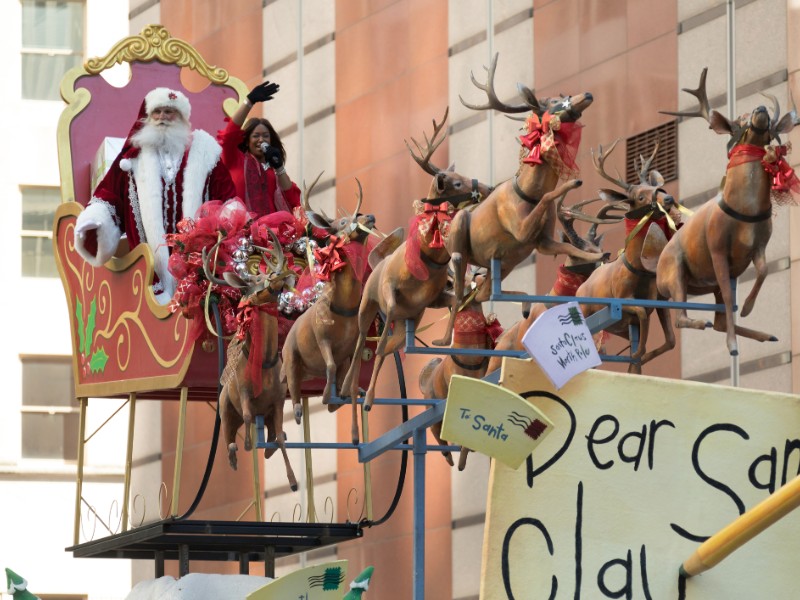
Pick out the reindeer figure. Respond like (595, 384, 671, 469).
(487, 193, 621, 374)
(657, 68, 800, 355)
(446, 53, 606, 321)
(575, 140, 684, 374)
(418, 271, 502, 468)
(203, 232, 298, 490)
(281, 180, 376, 434)
(339, 111, 493, 443)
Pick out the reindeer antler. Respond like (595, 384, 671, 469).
(558, 196, 627, 225)
(302, 171, 325, 212)
(636, 140, 660, 184)
(202, 238, 228, 287)
(351, 178, 363, 222)
(459, 53, 533, 115)
(592, 139, 632, 192)
(405, 108, 449, 176)
(660, 67, 712, 122)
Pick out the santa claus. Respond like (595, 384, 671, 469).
(74, 87, 236, 304)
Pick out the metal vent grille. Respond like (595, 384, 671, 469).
(625, 120, 678, 184)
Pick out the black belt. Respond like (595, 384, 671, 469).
(330, 303, 359, 317)
(621, 253, 654, 278)
(513, 175, 540, 205)
(717, 197, 771, 223)
(420, 251, 448, 270)
(452, 355, 489, 371)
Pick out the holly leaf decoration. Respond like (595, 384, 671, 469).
(75, 298, 86, 355)
(89, 348, 109, 373)
(85, 298, 97, 347)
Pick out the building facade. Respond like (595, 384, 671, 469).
(2, 1, 798, 598)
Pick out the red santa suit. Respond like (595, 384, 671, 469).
(217, 118, 301, 215)
(75, 88, 236, 304)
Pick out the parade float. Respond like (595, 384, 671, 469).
(50, 25, 800, 600)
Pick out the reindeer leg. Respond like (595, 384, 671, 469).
(537, 234, 607, 264)
(712, 290, 777, 343)
(458, 447, 471, 471)
(284, 350, 303, 425)
(430, 420, 454, 467)
(318, 339, 337, 408)
(269, 413, 298, 492)
(658, 253, 710, 331)
(640, 307, 676, 367)
(341, 294, 379, 400)
(740, 247, 768, 318)
(241, 392, 254, 452)
(433, 251, 462, 347)
(708, 249, 739, 355)
(365, 322, 392, 411)
(221, 385, 242, 471)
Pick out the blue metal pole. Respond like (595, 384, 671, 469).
(413, 427, 426, 600)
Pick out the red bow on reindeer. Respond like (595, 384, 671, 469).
(520, 113, 552, 166)
(519, 112, 583, 178)
(314, 234, 348, 281)
(420, 201, 452, 249)
(763, 145, 800, 195)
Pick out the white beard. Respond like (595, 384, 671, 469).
(131, 117, 191, 157)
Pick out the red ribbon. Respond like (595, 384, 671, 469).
(236, 298, 279, 396)
(552, 265, 589, 297)
(485, 317, 504, 348)
(314, 234, 348, 281)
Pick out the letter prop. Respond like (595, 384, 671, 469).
(441, 375, 554, 469)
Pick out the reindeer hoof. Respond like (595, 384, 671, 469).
(769, 336, 778, 342)
(227, 443, 239, 470)
(290, 483, 299, 492)
(729, 348, 739, 357)
(294, 405, 303, 425)
(442, 451, 454, 467)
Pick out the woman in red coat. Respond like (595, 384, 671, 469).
(217, 81, 302, 216)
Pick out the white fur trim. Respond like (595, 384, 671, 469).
(145, 87, 191, 121)
(75, 200, 121, 266)
(129, 146, 173, 301)
(182, 129, 223, 219)
(119, 157, 132, 172)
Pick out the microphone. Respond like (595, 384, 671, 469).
(260, 142, 269, 154)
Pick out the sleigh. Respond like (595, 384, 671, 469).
(56, 25, 373, 573)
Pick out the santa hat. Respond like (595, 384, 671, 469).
(144, 87, 191, 122)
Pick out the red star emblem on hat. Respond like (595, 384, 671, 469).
(168, 92, 177, 100)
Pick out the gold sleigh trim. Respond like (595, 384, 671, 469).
(85, 25, 229, 83)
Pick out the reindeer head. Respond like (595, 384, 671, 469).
(592, 138, 682, 227)
(302, 175, 376, 244)
(406, 106, 493, 206)
(661, 67, 800, 151)
(202, 229, 291, 304)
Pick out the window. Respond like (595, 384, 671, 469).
(21, 355, 78, 460)
(626, 120, 678, 184)
(21, 186, 61, 277)
(21, 0, 85, 101)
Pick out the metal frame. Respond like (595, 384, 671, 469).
(255, 257, 728, 599)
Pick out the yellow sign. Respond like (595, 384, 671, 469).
(247, 561, 348, 600)
(480, 358, 800, 599)
(441, 375, 554, 469)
